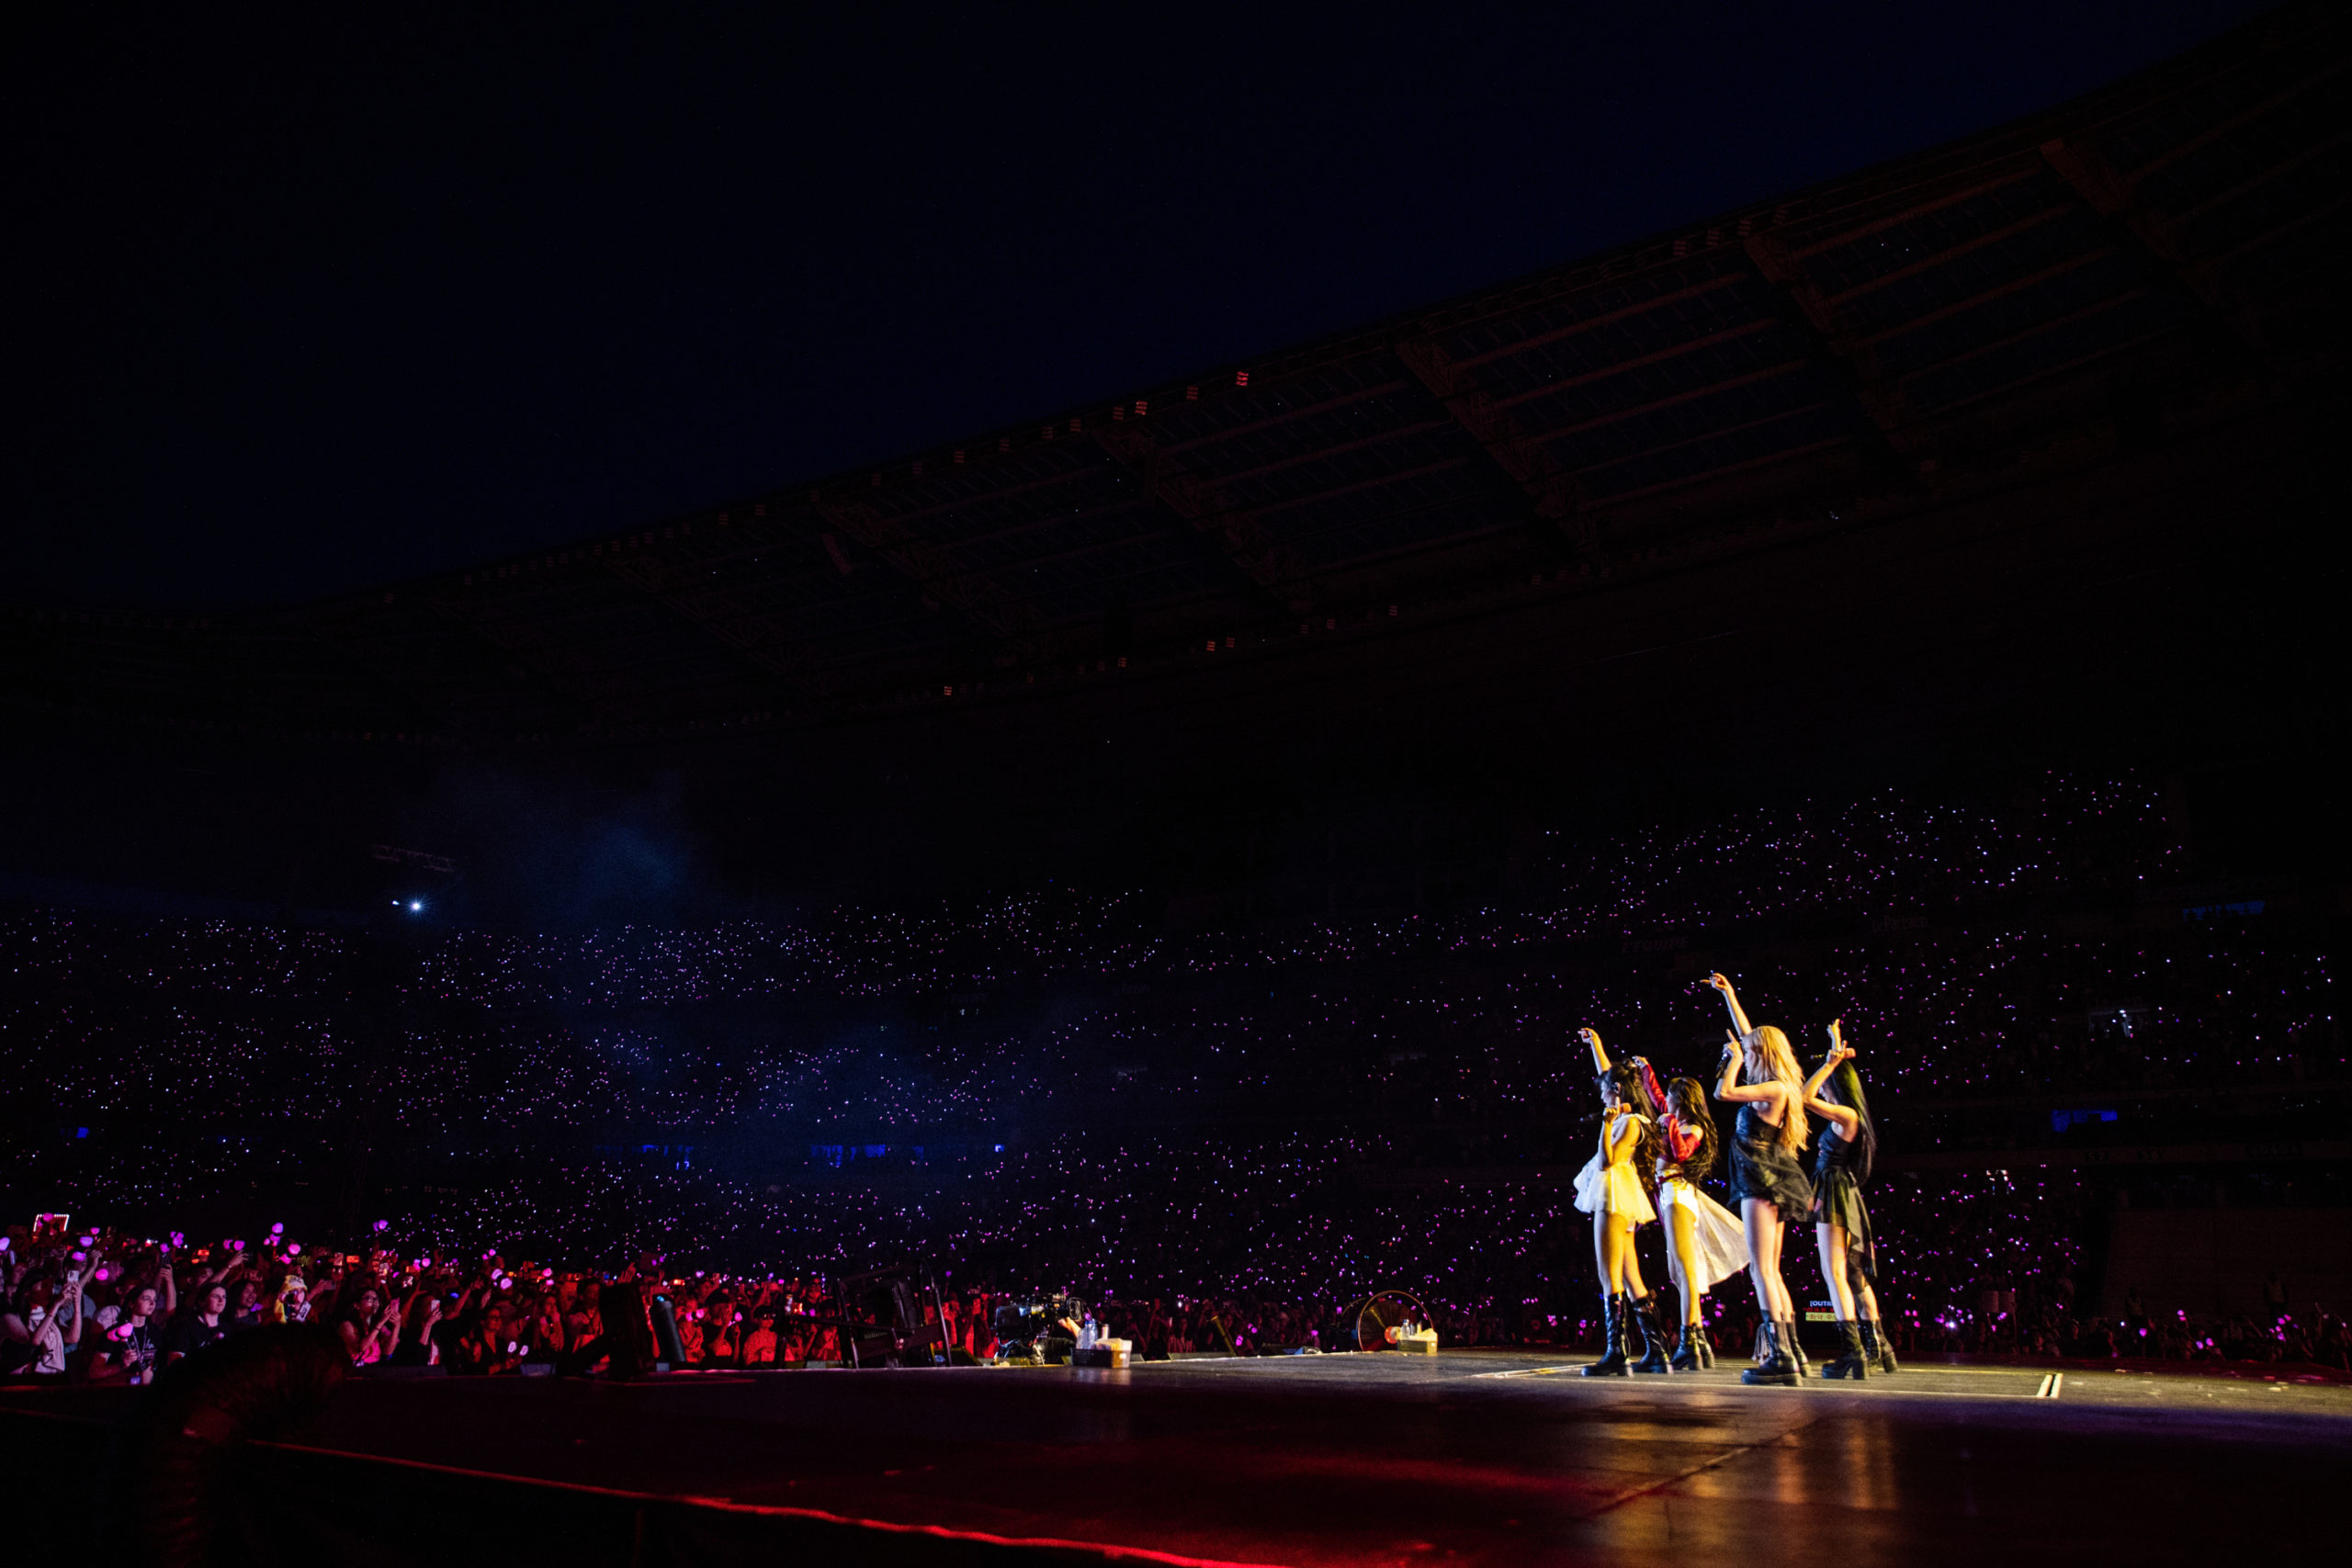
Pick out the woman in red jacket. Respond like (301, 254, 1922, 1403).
(1653, 1074, 1748, 1370)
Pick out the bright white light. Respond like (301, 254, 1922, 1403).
(408, 900, 424, 912)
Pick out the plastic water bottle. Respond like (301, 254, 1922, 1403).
(1080, 1315, 1097, 1351)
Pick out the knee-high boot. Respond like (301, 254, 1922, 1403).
(1821, 1319, 1870, 1379)
(1860, 1316, 1898, 1374)
(1581, 1294, 1632, 1376)
(1742, 1316, 1799, 1385)
(1630, 1292, 1672, 1373)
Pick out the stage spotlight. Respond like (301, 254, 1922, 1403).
(408, 899, 424, 912)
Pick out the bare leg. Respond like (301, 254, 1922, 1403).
(1763, 1208, 1794, 1318)
(1668, 1201, 1703, 1325)
(1596, 1212, 1641, 1294)
(1582, 1213, 1641, 1375)
(1742, 1198, 1783, 1318)
(1816, 1223, 1858, 1319)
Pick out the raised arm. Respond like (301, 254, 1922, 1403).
(62, 1261, 89, 1347)
(1577, 1026, 1611, 1077)
(1713, 1029, 1780, 1106)
(1705, 974, 1755, 1040)
(1713, 1030, 1744, 1100)
(1801, 1021, 1849, 1100)
(1803, 1021, 1860, 1135)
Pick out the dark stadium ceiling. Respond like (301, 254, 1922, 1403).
(4, 3, 2344, 753)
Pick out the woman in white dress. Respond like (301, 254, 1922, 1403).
(1574, 1028, 1670, 1375)
(1653, 1073, 1749, 1369)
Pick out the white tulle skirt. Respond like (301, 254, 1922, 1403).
(1657, 1177, 1750, 1293)
(1573, 1155, 1657, 1224)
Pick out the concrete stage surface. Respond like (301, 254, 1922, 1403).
(7, 1349, 2349, 1565)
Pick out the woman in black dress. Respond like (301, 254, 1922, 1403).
(1706, 973, 1813, 1386)
(1803, 1021, 1897, 1377)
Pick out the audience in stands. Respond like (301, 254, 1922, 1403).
(4, 778, 2341, 1381)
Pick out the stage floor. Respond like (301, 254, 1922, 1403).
(12, 1349, 2352, 1565)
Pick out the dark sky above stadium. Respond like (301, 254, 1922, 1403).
(5, 2, 2273, 611)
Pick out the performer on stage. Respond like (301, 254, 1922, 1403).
(1706, 973, 1813, 1386)
(1804, 1021, 1897, 1378)
(1655, 1074, 1748, 1369)
(1574, 1028, 1672, 1375)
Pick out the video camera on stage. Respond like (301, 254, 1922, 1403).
(993, 1292, 1083, 1364)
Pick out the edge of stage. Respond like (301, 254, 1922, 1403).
(8, 1348, 2352, 1566)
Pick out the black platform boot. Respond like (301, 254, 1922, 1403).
(1860, 1316, 1898, 1375)
(1671, 1321, 1702, 1372)
(1781, 1317, 1810, 1376)
(1820, 1319, 1871, 1379)
(1630, 1292, 1672, 1373)
(1696, 1323, 1717, 1368)
(1581, 1294, 1633, 1376)
(1742, 1316, 1799, 1385)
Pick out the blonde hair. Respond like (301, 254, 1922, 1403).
(270, 1276, 310, 1323)
(1744, 1025, 1809, 1155)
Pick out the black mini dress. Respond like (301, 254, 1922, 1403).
(1726, 1102, 1815, 1214)
(1810, 1122, 1878, 1279)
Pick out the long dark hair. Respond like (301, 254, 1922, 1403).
(1661, 1077, 1720, 1180)
(1598, 1059, 1664, 1171)
(1816, 1057, 1877, 1185)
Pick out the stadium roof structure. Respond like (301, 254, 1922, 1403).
(5, 3, 2345, 756)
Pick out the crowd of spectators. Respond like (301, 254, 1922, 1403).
(0, 1216, 1419, 1380)
(10, 1217, 2347, 1382)
(4, 774, 2342, 1378)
